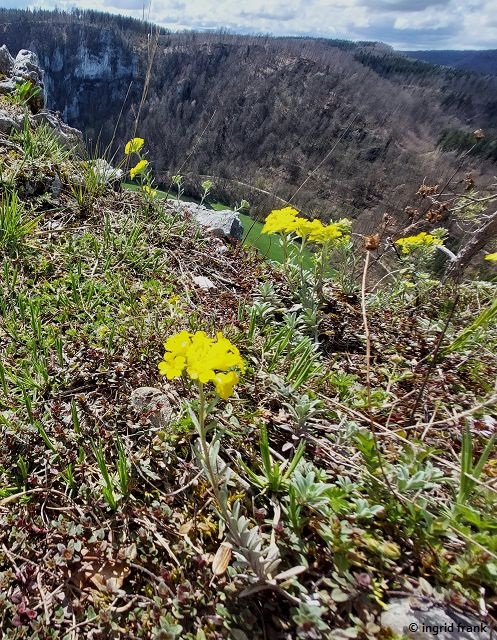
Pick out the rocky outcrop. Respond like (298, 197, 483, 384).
(31, 109, 83, 150)
(171, 201, 244, 241)
(0, 44, 14, 75)
(0, 45, 82, 150)
(0, 46, 44, 111)
(0, 108, 21, 134)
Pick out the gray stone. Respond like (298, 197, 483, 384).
(12, 50, 45, 110)
(193, 275, 216, 289)
(13, 49, 42, 84)
(0, 45, 14, 76)
(51, 175, 63, 199)
(0, 78, 17, 95)
(380, 598, 492, 640)
(0, 109, 20, 134)
(130, 387, 173, 429)
(31, 110, 83, 150)
(173, 201, 243, 240)
(88, 158, 124, 186)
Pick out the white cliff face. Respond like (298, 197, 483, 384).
(36, 30, 139, 123)
(74, 30, 137, 80)
(74, 43, 113, 79)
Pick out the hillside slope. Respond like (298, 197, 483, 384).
(402, 49, 497, 76)
(0, 45, 496, 640)
(1, 9, 496, 231)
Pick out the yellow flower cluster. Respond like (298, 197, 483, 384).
(262, 207, 351, 244)
(130, 159, 148, 180)
(485, 252, 497, 261)
(262, 207, 299, 234)
(125, 137, 144, 155)
(142, 185, 157, 197)
(395, 232, 443, 254)
(158, 330, 245, 399)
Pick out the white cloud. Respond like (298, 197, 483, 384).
(24, 0, 497, 48)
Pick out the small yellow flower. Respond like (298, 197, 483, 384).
(158, 330, 244, 398)
(130, 159, 148, 179)
(96, 325, 110, 340)
(214, 371, 239, 400)
(293, 218, 323, 240)
(164, 330, 192, 357)
(262, 207, 299, 235)
(142, 185, 157, 197)
(125, 137, 144, 155)
(485, 252, 497, 261)
(158, 353, 186, 379)
(395, 232, 443, 254)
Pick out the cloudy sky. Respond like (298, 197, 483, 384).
(10, 0, 497, 49)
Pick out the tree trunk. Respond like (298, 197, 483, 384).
(445, 209, 497, 279)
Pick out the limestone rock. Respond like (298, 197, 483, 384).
(13, 50, 43, 83)
(88, 158, 124, 187)
(0, 48, 85, 197)
(0, 45, 14, 76)
(193, 275, 216, 289)
(130, 387, 173, 429)
(31, 110, 83, 150)
(51, 175, 63, 199)
(380, 598, 492, 640)
(0, 78, 17, 95)
(0, 109, 20, 134)
(173, 201, 243, 240)
(0, 46, 45, 111)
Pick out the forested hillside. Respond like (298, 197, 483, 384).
(402, 49, 497, 76)
(1, 8, 497, 229)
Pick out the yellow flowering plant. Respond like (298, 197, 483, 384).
(130, 159, 148, 180)
(141, 184, 157, 199)
(158, 330, 245, 399)
(262, 206, 299, 235)
(395, 231, 443, 255)
(485, 252, 497, 261)
(158, 329, 244, 516)
(123, 137, 158, 200)
(387, 229, 448, 304)
(124, 137, 144, 155)
(261, 207, 352, 336)
(157, 330, 281, 580)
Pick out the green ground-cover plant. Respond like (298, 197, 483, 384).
(0, 190, 38, 254)
(11, 118, 71, 164)
(5, 79, 41, 109)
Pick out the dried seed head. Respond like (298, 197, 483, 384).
(464, 172, 475, 191)
(417, 183, 439, 197)
(364, 233, 380, 251)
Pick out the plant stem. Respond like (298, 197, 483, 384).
(315, 241, 329, 307)
(196, 383, 230, 524)
(361, 250, 372, 411)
